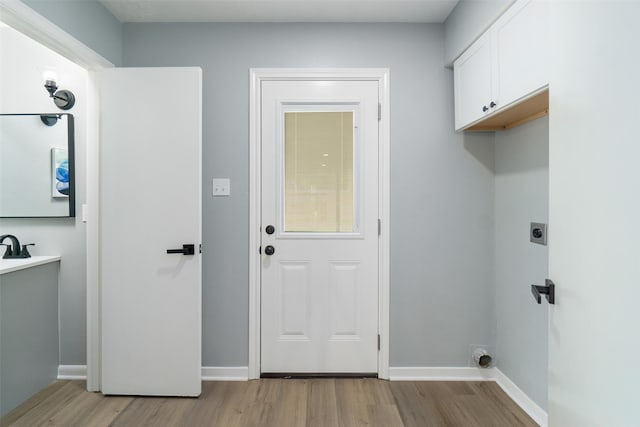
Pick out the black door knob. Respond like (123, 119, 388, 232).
(264, 245, 275, 256)
(490, 101, 497, 108)
(482, 105, 489, 112)
(265, 225, 275, 235)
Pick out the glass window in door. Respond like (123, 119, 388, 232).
(283, 111, 358, 233)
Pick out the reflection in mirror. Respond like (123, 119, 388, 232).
(0, 113, 75, 217)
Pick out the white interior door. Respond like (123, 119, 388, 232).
(261, 80, 379, 374)
(548, 2, 640, 426)
(100, 67, 202, 396)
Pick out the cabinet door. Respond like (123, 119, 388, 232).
(494, 0, 549, 108)
(454, 31, 494, 131)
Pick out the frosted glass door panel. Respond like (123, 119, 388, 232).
(284, 111, 356, 233)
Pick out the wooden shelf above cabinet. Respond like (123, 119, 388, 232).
(466, 88, 549, 132)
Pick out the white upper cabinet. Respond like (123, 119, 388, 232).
(454, 31, 495, 131)
(454, 0, 549, 131)
(494, 0, 549, 108)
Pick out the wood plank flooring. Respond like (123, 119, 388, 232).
(1, 379, 538, 427)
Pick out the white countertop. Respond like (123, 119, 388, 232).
(0, 256, 61, 275)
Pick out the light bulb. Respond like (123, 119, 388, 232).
(41, 69, 57, 85)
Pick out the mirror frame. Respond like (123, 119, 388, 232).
(0, 113, 75, 218)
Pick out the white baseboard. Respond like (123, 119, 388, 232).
(201, 366, 249, 381)
(58, 365, 249, 382)
(492, 368, 548, 427)
(58, 365, 87, 380)
(389, 366, 495, 381)
(389, 366, 547, 427)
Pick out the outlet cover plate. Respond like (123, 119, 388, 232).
(212, 178, 230, 196)
(530, 222, 547, 245)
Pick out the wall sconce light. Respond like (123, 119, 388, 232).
(44, 80, 75, 110)
(40, 114, 62, 126)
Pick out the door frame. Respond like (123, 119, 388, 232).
(0, 0, 112, 391)
(248, 68, 390, 379)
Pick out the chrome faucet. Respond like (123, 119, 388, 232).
(0, 234, 34, 259)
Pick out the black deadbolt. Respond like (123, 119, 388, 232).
(264, 245, 275, 256)
(532, 228, 543, 239)
(265, 225, 275, 235)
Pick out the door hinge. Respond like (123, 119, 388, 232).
(377, 334, 381, 350)
(378, 103, 381, 121)
(378, 219, 381, 236)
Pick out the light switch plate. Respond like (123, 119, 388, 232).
(530, 222, 547, 245)
(212, 178, 230, 196)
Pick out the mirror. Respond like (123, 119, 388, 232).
(0, 113, 75, 217)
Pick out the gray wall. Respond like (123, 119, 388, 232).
(22, 0, 123, 66)
(547, 2, 640, 424)
(0, 24, 89, 366)
(122, 23, 496, 367)
(494, 117, 548, 409)
(445, 0, 549, 408)
(443, 0, 513, 65)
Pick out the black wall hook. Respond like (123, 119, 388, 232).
(531, 279, 555, 304)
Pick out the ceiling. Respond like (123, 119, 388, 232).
(99, 0, 459, 23)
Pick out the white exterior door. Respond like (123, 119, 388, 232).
(261, 80, 379, 374)
(100, 68, 202, 396)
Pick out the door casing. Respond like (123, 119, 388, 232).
(248, 68, 391, 379)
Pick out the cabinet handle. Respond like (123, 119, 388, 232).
(482, 106, 489, 112)
(490, 101, 497, 108)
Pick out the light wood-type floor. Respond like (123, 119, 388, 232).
(1, 379, 538, 427)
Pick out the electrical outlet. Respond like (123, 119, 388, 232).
(212, 178, 230, 196)
(530, 222, 547, 245)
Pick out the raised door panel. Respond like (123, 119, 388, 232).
(278, 262, 311, 339)
(454, 31, 494, 131)
(328, 261, 360, 339)
(494, 0, 549, 109)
